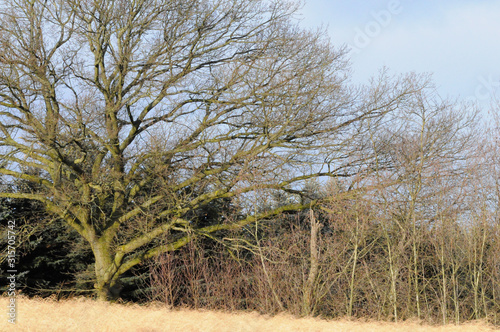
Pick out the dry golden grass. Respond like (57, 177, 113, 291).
(1, 296, 498, 332)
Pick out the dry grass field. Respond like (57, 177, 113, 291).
(1, 296, 498, 332)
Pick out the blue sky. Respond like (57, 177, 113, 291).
(299, 0, 500, 107)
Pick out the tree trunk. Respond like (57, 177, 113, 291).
(91, 238, 123, 301)
(95, 281, 123, 301)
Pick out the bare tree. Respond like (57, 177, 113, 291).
(369, 89, 478, 319)
(0, 0, 423, 300)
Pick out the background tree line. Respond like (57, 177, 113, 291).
(0, 0, 498, 325)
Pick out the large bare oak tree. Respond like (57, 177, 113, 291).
(0, 0, 423, 299)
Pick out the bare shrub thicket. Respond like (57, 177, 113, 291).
(149, 95, 500, 325)
(149, 185, 500, 324)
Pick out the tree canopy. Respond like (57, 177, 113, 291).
(0, 0, 424, 299)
